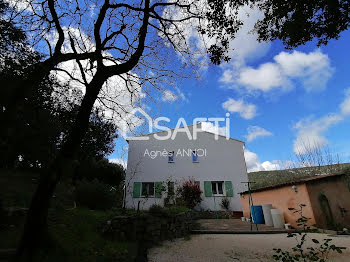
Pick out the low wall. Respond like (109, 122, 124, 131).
(101, 211, 197, 246)
(193, 210, 243, 219)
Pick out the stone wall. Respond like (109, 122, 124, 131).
(101, 211, 197, 246)
(194, 210, 243, 219)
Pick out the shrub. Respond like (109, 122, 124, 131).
(167, 205, 190, 214)
(75, 179, 116, 210)
(220, 197, 230, 210)
(75, 158, 125, 187)
(149, 204, 165, 214)
(177, 180, 202, 209)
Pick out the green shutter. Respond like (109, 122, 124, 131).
(225, 181, 233, 197)
(204, 181, 212, 197)
(155, 182, 162, 198)
(133, 182, 141, 198)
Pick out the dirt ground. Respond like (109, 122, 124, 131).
(148, 233, 350, 262)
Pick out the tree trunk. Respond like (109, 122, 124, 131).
(15, 75, 104, 261)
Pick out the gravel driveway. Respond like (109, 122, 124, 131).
(149, 233, 350, 262)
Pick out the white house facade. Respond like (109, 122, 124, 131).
(124, 124, 248, 211)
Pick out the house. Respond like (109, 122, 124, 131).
(124, 123, 248, 211)
(240, 172, 350, 230)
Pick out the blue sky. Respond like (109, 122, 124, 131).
(8, 1, 350, 172)
(109, 20, 350, 172)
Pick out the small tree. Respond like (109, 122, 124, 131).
(177, 180, 202, 209)
(220, 197, 230, 211)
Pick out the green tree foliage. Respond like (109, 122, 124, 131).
(0, 15, 117, 169)
(0, 0, 39, 72)
(75, 158, 125, 187)
(254, 0, 350, 48)
(75, 179, 116, 210)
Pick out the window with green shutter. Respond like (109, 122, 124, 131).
(133, 182, 141, 198)
(204, 181, 212, 197)
(225, 181, 233, 197)
(141, 182, 154, 197)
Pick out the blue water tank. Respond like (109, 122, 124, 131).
(251, 205, 265, 224)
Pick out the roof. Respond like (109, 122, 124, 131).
(240, 173, 346, 194)
(126, 123, 245, 144)
(247, 163, 350, 190)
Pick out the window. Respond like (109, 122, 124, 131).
(141, 182, 154, 197)
(168, 151, 174, 162)
(211, 181, 224, 195)
(192, 150, 198, 162)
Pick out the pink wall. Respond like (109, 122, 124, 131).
(240, 184, 316, 228)
(306, 176, 350, 229)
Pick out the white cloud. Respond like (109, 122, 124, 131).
(218, 7, 271, 85)
(222, 98, 257, 119)
(274, 50, 334, 92)
(162, 90, 177, 102)
(238, 63, 290, 92)
(293, 87, 350, 155)
(222, 50, 334, 94)
(245, 126, 272, 142)
(293, 114, 343, 154)
(244, 149, 280, 172)
(161, 4, 270, 71)
(161, 88, 185, 103)
(340, 88, 350, 115)
(225, 7, 271, 67)
(109, 158, 127, 168)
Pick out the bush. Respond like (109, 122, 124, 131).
(75, 179, 116, 210)
(220, 197, 230, 210)
(167, 205, 190, 214)
(177, 181, 202, 209)
(75, 158, 125, 187)
(149, 204, 165, 214)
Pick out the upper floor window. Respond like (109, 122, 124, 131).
(211, 181, 224, 195)
(192, 150, 198, 162)
(168, 151, 174, 162)
(141, 182, 154, 197)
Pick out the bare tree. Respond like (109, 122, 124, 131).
(2, 0, 253, 259)
(293, 140, 343, 176)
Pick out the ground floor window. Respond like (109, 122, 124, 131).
(141, 182, 154, 197)
(211, 181, 224, 195)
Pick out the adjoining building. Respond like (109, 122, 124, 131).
(240, 172, 350, 230)
(124, 123, 248, 211)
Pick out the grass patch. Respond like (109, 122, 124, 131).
(0, 169, 138, 261)
(0, 208, 137, 262)
(48, 208, 137, 262)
